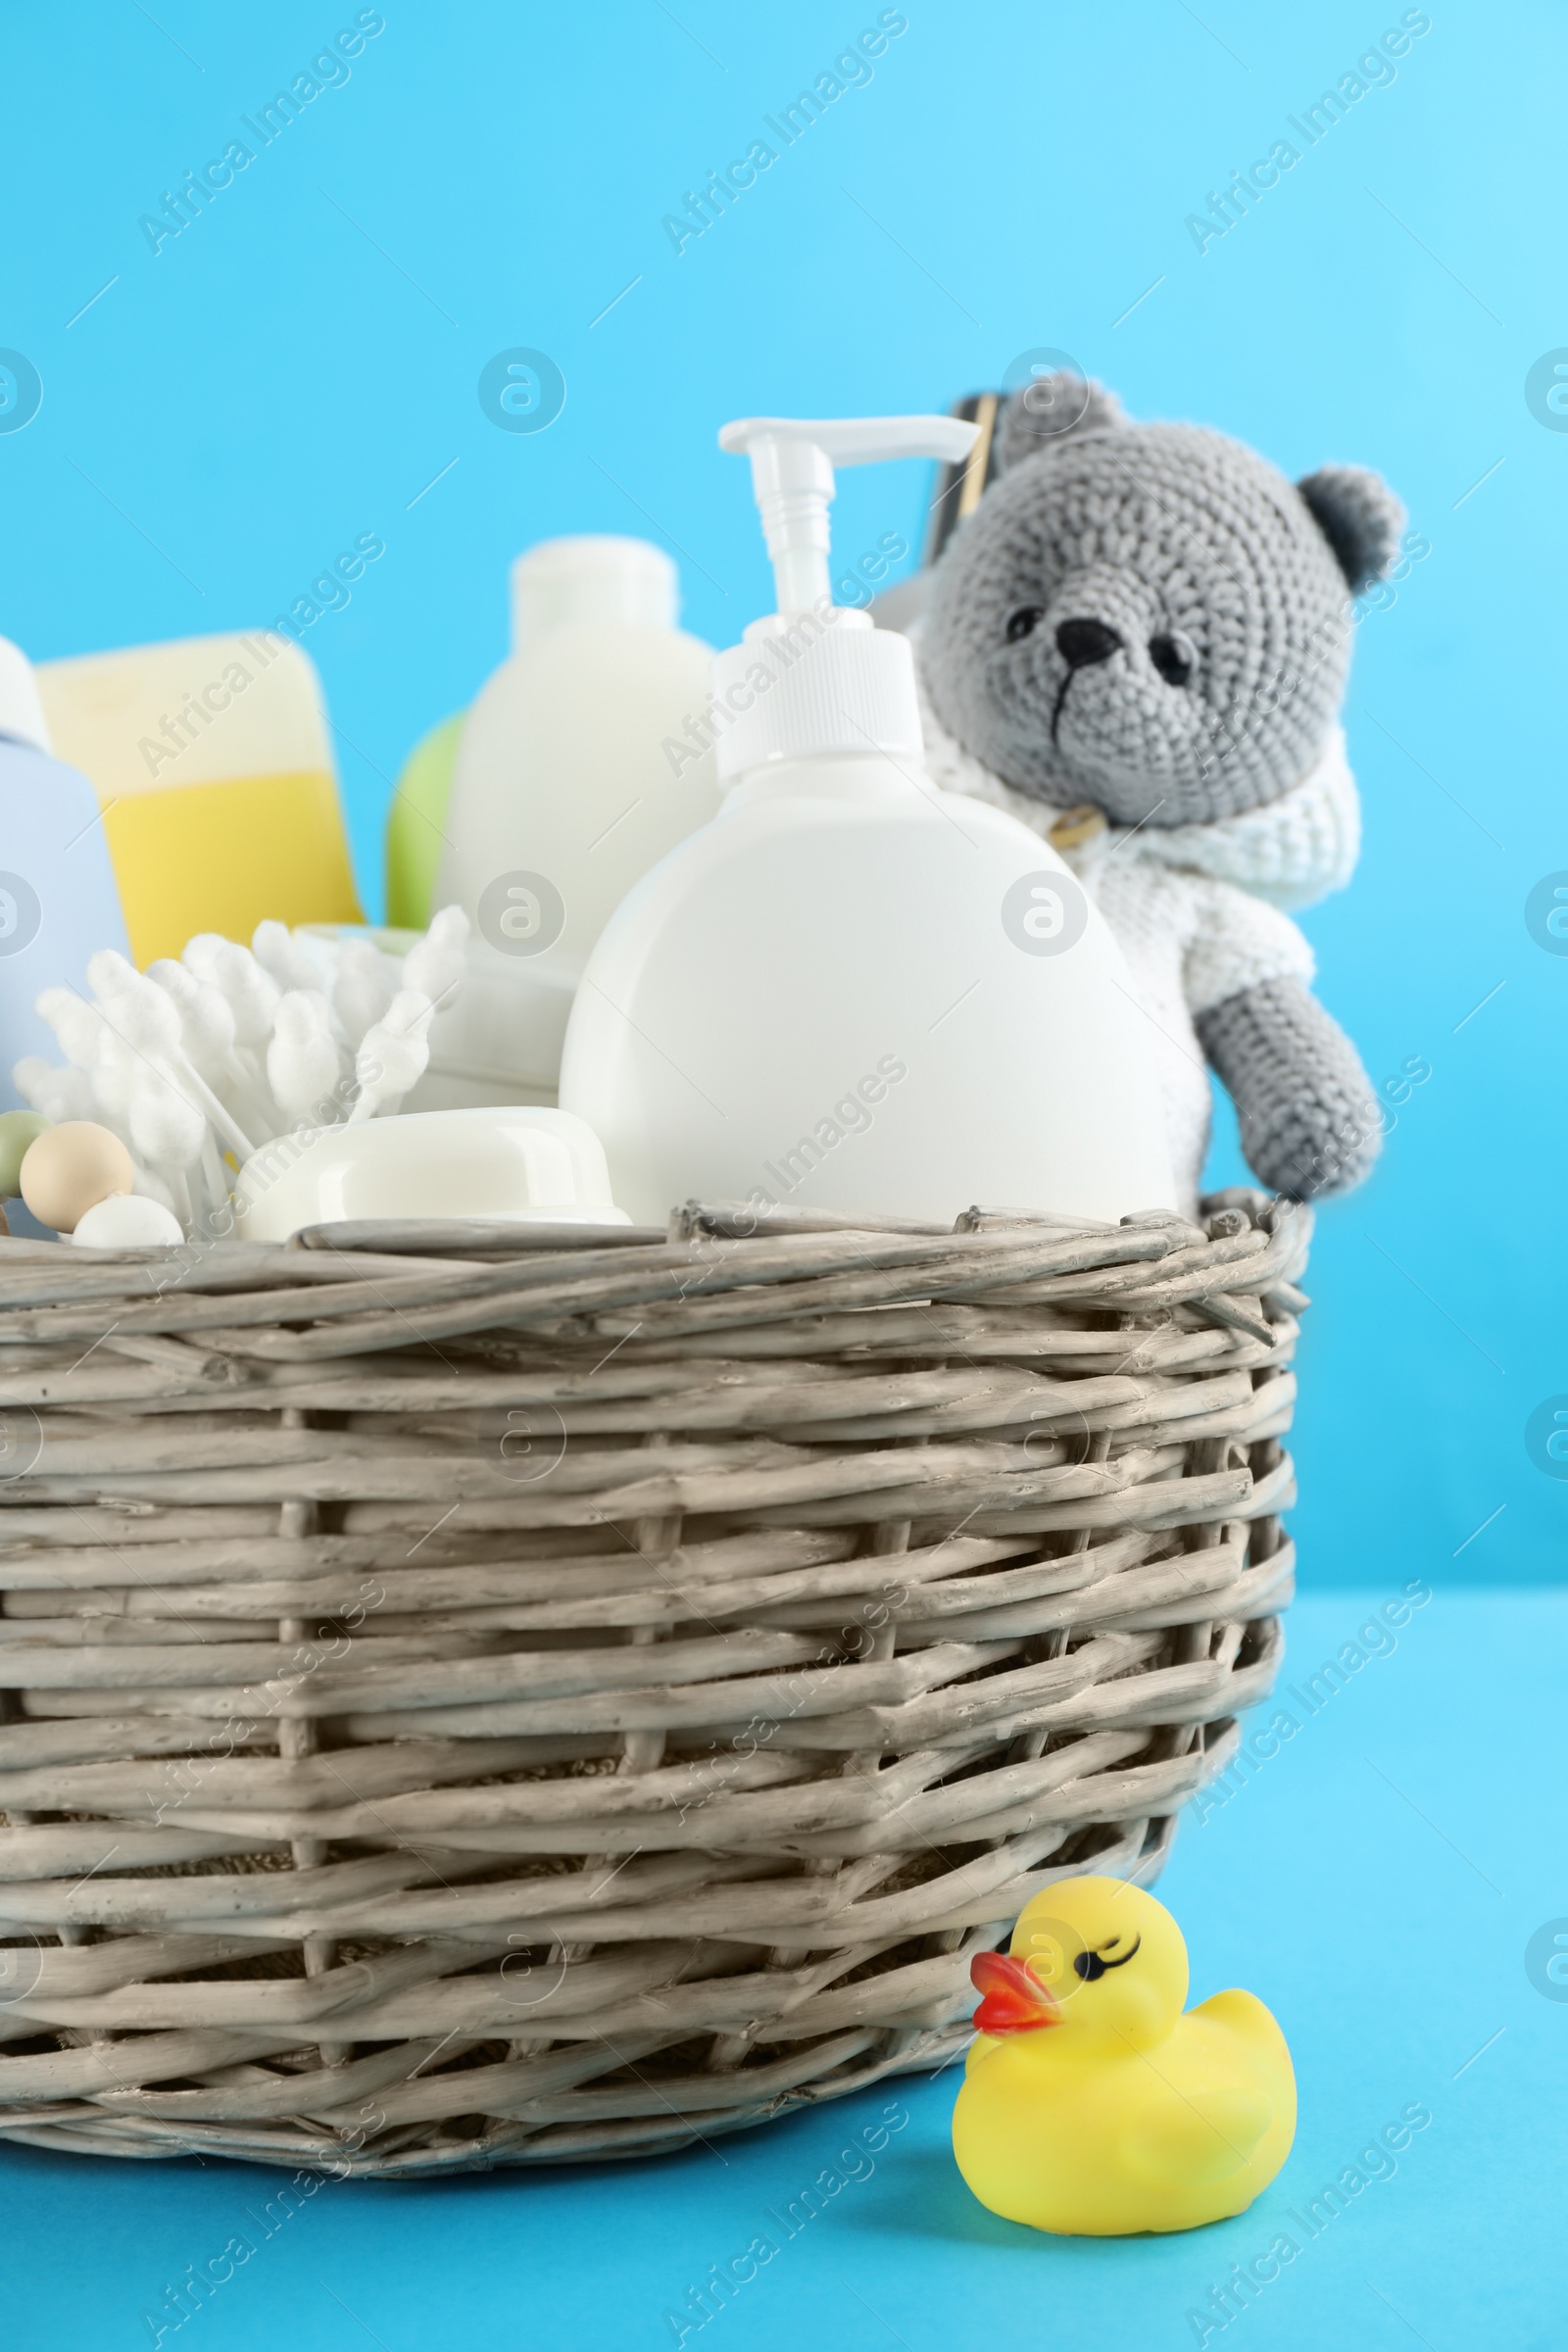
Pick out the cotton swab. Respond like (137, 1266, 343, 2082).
(349, 989, 435, 1121)
(147, 958, 280, 1144)
(20, 910, 471, 1241)
(207, 943, 280, 1051)
(402, 906, 469, 1015)
(89, 1032, 139, 1121)
(13, 1056, 94, 1127)
(127, 1069, 207, 1233)
(87, 952, 257, 1161)
(149, 956, 239, 1075)
(183, 941, 281, 1110)
(252, 918, 330, 999)
(147, 958, 244, 1114)
(35, 987, 110, 1077)
(332, 937, 396, 1049)
(267, 992, 346, 1128)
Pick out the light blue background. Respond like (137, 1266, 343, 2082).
(0, 3, 1562, 2343)
(0, 0, 1559, 1588)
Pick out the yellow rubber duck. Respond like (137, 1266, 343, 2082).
(952, 1874, 1295, 2235)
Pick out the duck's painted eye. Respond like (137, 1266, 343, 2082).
(1073, 1933, 1142, 1982)
(1006, 607, 1045, 644)
(1149, 630, 1197, 687)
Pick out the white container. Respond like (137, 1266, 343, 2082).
(0, 637, 133, 1116)
(231, 1105, 628, 1240)
(430, 537, 720, 1104)
(298, 923, 572, 1112)
(560, 416, 1177, 1230)
(410, 950, 575, 1111)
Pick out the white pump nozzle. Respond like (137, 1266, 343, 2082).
(710, 411, 982, 786)
(719, 415, 979, 616)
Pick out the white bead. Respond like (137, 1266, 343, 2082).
(71, 1193, 185, 1248)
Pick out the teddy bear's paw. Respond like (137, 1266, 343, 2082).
(1242, 1103, 1383, 1201)
(1196, 975, 1383, 1201)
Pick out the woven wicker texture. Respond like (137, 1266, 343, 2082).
(0, 1192, 1307, 2177)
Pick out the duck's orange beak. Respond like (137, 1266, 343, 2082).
(970, 1949, 1059, 2034)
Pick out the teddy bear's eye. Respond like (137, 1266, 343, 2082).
(1149, 631, 1197, 687)
(1005, 607, 1045, 644)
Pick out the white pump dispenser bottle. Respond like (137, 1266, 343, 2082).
(559, 416, 1177, 1228)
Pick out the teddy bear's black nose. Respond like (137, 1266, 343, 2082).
(1055, 617, 1123, 668)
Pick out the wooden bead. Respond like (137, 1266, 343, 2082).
(72, 1194, 184, 1248)
(18, 1121, 135, 1234)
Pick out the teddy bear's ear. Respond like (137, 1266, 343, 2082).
(994, 372, 1125, 472)
(1295, 464, 1405, 595)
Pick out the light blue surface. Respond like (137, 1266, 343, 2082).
(0, 3, 1562, 2341)
(1, 1588, 1562, 2350)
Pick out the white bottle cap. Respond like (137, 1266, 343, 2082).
(511, 536, 677, 651)
(0, 634, 51, 755)
(712, 414, 978, 783)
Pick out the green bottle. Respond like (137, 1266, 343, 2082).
(385, 710, 465, 930)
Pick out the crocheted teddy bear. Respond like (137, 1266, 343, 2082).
(915, 373, 1402, 1207)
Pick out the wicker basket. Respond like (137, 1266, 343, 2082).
(0, 1191, 1307, 2177)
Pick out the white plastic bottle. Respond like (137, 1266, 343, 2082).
(560, 416, 1177, 1229)
(427, 537, 719, 1107)
(0, 637, 131, 1113)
